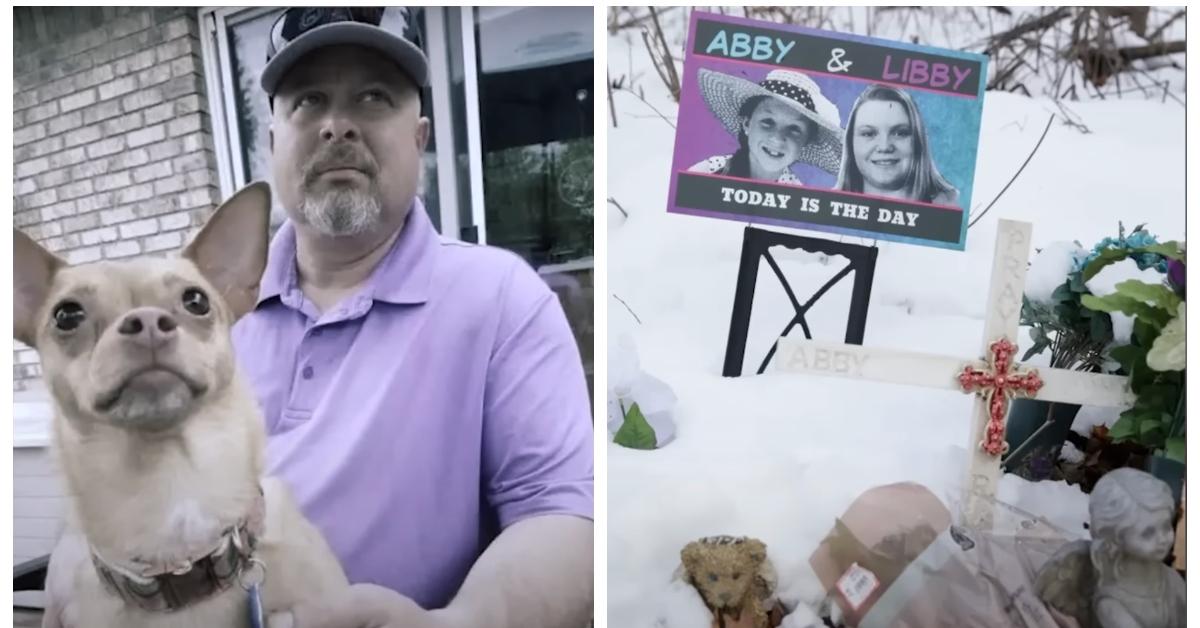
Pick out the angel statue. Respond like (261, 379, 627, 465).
(1035, 467, 1185, 627)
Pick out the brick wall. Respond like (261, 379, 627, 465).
(13, 7, 221, 392)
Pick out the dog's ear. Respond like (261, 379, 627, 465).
(14, 229, 65, 347)
(183, 181, 272, 321)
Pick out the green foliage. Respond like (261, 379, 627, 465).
(1165, 437, 1186, 463)
(1080, 293, 1171, 329)
(1082, 247, 1135, 281)
(1115, 280, 1182, 315)
(1141, 241, 1186, 261)
(613, 402, 657, 450)
(1023, 227, 1186, 462)
(1020, 276, 1112, 370)
(1108, 412, 1139, 441)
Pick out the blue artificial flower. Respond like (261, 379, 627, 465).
(1076, 228, 1166, 274)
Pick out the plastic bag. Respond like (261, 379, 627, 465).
(809, 482, 1087, 628)
(607, 330, 677, 448)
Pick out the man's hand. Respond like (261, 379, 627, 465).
(267, 584, 467, 628)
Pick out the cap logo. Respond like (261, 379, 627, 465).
(299, 9, 321, 29)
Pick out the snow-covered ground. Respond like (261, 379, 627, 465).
(606, 9, 1185, 627)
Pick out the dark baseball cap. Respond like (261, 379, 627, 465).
(260, 7, 430, 96)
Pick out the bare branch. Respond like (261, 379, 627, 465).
(1146, 9, 1186, 43)
(968, 114, 1056, 229)
(985, 7, 1072, 54)
(1115, 40, 1187, 62)
(612, 87, 676, 130)
(607, 71, 618, 128)
(648, 7, 681, 101)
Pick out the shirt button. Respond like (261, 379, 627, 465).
(302, 366, 314, 379)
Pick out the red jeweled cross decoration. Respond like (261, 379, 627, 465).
(957, 338, 1044, 457)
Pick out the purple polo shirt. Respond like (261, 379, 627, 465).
(230, 200, 593, 609)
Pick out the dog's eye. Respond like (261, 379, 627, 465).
(708, 573, 719, 582)
(732, 572, 741, 580)
(52, 301, 86, 331)
(182, 288, 210, 316)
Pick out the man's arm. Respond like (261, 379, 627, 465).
(433, 514, 593, 628)
(273, 515, 592, 628)
(444, 259, 595, 627)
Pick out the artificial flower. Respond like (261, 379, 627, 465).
(1146, 302, 1185, 372)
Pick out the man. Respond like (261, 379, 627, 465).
(46, 7, 594, 628)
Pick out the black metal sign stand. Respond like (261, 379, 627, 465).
(722, 226, 879, 377)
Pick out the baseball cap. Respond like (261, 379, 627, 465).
(260, 7, 430, 97)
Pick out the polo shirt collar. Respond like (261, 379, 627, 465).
(254, 198, 437, 309)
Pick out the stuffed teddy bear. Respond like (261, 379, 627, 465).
(677, 536, 780, 628)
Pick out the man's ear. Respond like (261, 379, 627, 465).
(183, 181, 272, 321)
(14, 229, 64, 347)
(415, 117, 431, 154)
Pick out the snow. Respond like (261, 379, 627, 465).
(1071, 404, 1123, 437)
(1059, 441, 1086, 465)
(1085, 258, 1169, 298)
(1025, 241, 1085, 304)
(607, 10, 1184, 627)
(1083, 259, 1170, 344)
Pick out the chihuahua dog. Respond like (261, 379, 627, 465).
(15, 182, 347, 628)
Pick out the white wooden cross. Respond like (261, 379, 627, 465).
(772, 219, 1136, 529)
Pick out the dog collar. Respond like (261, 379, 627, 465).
(91, 489, 266, 613)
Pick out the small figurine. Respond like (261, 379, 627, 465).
(1036, 467, 1186, 627)
(676, 536, 779, 628)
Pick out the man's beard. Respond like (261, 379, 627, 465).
(297, 184, 382, 237)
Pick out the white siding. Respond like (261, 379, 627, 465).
(14, 447, 67, 565)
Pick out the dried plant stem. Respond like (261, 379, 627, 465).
(612, 87, 676, 129)
(968, 113, 1055, 229)
(607, 71, 618, 128)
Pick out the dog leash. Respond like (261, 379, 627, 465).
(241, 553, 267, 628)
(247, 581, 265, 628)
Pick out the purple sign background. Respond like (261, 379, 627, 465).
(666, 11, 989, 250)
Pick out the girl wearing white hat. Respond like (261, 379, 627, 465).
(689, 68, 844, 184)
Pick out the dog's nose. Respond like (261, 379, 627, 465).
(719, 592, 732, 603)
(118, 307, 178, 349)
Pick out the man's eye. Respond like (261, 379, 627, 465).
(297, 93, 324, 108)
(361, 89, 391, 104)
